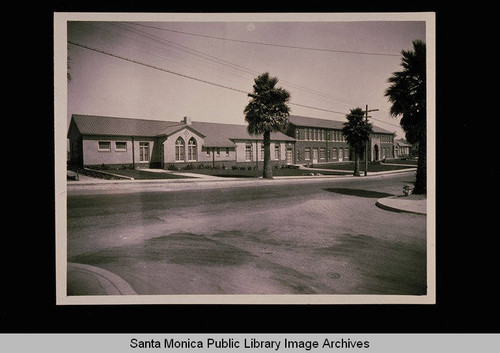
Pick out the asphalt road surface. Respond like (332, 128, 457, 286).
(67, 173, 427, 296)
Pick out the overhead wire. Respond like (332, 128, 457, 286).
(68, 23, 403, 128)
(110, 22, 364, 107)
(68, 40, 364, 118)
(128, 22, 401, 57)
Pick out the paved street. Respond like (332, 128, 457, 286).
(66, 173, 427, 295)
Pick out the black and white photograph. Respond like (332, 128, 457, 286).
(54, 12, 435, 305)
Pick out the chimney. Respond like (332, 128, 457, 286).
(183, 116, 191, 125)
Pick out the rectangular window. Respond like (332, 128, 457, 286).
(115, 141, 127, 151)
(206, 148, 211, 156)
(274, 144, 280, 160)
(139, 142, 150, 162)
(226, 148, 230, 156)
(304, 148, 311, 161)
(305, 129, 309, 141)
(261, 145, 264, 160)
(216, 148, 220, 156)
(98, 141, 111, 151)
(344, 148, 349, 160)
(320, 147, 325, 160)
(296, 129, 300, 140)
(332, 148, 338, 160)
(245, 144, 252, 161)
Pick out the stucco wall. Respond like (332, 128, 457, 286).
(82, 136, 160, 167)
(82, 136, 134, 166)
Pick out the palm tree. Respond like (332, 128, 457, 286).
(342, 108, 373, 176)
(385, 40, 426, 194)
(244, 72, 291, 179)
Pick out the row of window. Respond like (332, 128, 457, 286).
(98, 141, 150, 162)
(97, 140, 357, 164)
(375, 134, 394, 143)
(245, 143, 282, 162)
(296, 128, 346, 142)
(297, 147, 349, 162)
(205, 148, 231, 157)
(296, 129, 395, 144)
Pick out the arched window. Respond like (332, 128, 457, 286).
(175, 137, 185, 162)
(188, 137, 197, 161)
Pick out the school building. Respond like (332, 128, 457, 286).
(67, 113, 396, 169)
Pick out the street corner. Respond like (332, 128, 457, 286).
(375, 194, 427, 215)
(67, 262, 137, 296)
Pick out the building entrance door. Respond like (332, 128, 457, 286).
(286, 149, 293, 164)
(312, 148, 318, 163)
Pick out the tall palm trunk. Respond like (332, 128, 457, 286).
(263, 130, 273, 179)
(413, 136, 426, 194)
(353, 150, 361, 176)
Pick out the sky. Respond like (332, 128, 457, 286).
(64, 13, 429, 139)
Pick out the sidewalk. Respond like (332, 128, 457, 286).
(375, 194, 427, 215)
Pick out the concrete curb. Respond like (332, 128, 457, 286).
(67, 262, 137, 295)
(375, 195, 427, 215)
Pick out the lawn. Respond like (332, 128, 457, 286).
(383, 158, 419, 165)
(75, 168, 195, 180)
(308, 161, 417, 172)
(102, 169, 196, 180)
(181, 167, 347, 178)
(76, 160, 415, 180)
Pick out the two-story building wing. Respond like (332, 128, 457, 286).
(285, 115, 395, 164)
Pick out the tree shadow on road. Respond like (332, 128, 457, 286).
(324, 188, 394, 199)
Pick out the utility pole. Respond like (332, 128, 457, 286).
(364, 105, 379, 176)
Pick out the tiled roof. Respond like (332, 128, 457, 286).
(288, 114, 394, 134)
(70, 114, 181, 137)
(288, 115, 345, 129)
(70, 114, 294, 148)
(191, 121, 294, 148)
(395, 139, 411, 147)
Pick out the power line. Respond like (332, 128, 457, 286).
(112, 22, 363, 107)
(128, 22, 401, 57)
(69, 39, 404, 130)
(368, 115, 401, 129)
(68, 40, 249, 94)
(68, 40, 358, 117)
